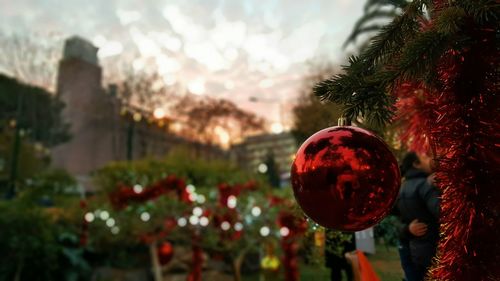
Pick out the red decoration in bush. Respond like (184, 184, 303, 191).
(157, 241, 174, 265)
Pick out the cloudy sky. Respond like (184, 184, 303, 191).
(1, 0, 365, 128)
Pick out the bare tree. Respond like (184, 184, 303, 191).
(0, 31, 62, 91)
(173, 96, 265, 148)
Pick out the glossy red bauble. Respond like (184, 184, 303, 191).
(291, 126, 400, 231)
(158, 242, 174, 265)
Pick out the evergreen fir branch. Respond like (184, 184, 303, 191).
(434, 6, 467, 35)
(362, 0, 427, 66)
(457, 0, 499, 24)
(391, 29, 451, 83)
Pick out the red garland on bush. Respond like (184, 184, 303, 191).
(187, 232, 203, 281)
(394, 18, 499, 280)
(217, 181, 257, 208)
(108, 175, 189, 210)
(277, 211, 307, 281)
(212, 209, 243, 241)
(79, 199, 89, 246)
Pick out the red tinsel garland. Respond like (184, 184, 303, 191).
(394, 20, 499, 280)
(427, 31, 500, 280)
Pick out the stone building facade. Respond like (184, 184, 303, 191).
(51, 36, 226, 187)
(230, 132, 297, 181)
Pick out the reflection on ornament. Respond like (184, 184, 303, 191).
(291, 126, 400, 231)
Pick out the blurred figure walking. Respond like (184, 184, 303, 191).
(396, 152, 440, 281)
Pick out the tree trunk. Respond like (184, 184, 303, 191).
(13, 258, 23, 281)
(150, 241, 163, 281)
(232, 251, 247, 281)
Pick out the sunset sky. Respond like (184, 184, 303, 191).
(0, 0, 365, 128)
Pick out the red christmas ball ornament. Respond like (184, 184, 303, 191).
(158, 241, 174, 265)
(291, 126, 400, 231)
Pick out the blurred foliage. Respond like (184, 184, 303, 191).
(18, 169, 80, 205)
(0, 201, 60, 280)
(0, 130, 51, 186)
(374, 215, 402, 247)
(0, 74, 70, 147)
(0, 169, 90, 281)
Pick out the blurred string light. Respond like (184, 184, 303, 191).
(196, 194, 206, 204)
(186, 184, 198, 202)
(133, 112, 142, 122)
(106, 218, 116, 227)
(111, 226, 120, 235)
(193, 207, 203, 217)
(251, 206, 261, 217)
(189, 193, 197, 202)
(227, 195, 237, 209)
(178, 217, 187, 227)
(271, 122, 284, 134)
(279, 226, 290, 237)
(153, 108, 166, 119)
(133, 184, 143, 194)
(189, 215, 199, 225)
(140, 212, 151, 222)
(100, 210, 110, 220)
(234, 222, 243, 231)
(258, 163, 268, 174)
(84, 212, 95, 222)
(199, 216, 209, 227)
(221, 221, 231, 231)
(260, 226, 270, 237)
(186, 184, 196, 193)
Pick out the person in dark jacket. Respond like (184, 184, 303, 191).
(396, 151, 440, 281)
(325, 230, 355, 281)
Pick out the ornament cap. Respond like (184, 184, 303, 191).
(337, 117, 351, 126)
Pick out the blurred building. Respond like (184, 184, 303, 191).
(230, 132, 297, 185)
(51, 36, 226, 188)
